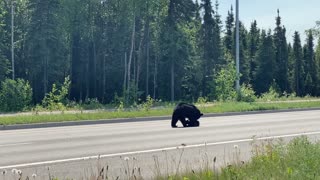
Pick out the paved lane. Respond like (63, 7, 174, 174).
(0, 110, 320, 179)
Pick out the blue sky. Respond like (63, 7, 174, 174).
(215, 0, 319, 43)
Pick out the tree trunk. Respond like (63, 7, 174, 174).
(145, 1, 150, 98)
(153, 56, 158, 99)
(123, 52, 127, 100)
(146, 19, 150, 98)
(136, 24, 145, 100)
(102, 54, 106, 102)
(127, 14, 136, 97)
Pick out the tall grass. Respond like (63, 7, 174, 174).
(169, 136, 320, 180)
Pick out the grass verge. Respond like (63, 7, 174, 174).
(166, 136, 320, 180)
(1, 100, 320, 126)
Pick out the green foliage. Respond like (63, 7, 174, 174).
(274, 11, 289, 93)
(293, 31, 305, 96)
(0, 3, 9, 82)
(82, 98, 104, 110)
(0, 79, 32, 112)
(196, 96, 208, 104)
(1, 100, 320, 125)
(1, 0, 320, 109)
(166, 137, 320, 180)
(238, 84, 257, 102)
(214, 60, 237, 101)
(42, 76, 70, 111)
(26, 0, 66, 102)
(200, 0, 222, 96)
(260, 85, 280, 101)
(254, 30, 276, 94)
(248, 20, 260, 84)
(141, 95, 154, 111)
(117, 101, 125, 112)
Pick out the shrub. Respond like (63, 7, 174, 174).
(82, 98, 104, 110)
(260, 85, 280, 101)
(238, 84, 257, 102)
(42, 76, 70, 111)
(214, 61, 237, 101)
(141, 95, 154, 111)
(0, 78, 32, 112)
(196, 97, 208, 104)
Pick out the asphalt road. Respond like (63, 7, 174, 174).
(1, 110, 320, 179)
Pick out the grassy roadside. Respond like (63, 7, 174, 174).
(162, 136, 320, 180)
(0, 100, 320, 126)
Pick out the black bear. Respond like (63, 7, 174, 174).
(171, 102, 203, 128)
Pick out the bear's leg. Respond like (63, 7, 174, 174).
(180, 117, 188, 127)
(171, 117, 178, 128)
(193, 120, 200, 127)
(188, 117, 200, 127)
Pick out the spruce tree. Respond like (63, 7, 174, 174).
(224, 6, 234, 56)
(200, 0, 220, 97)
(248, 20, 260, 85)
(239, 22, 249, 84)
(287, 43, 295, 93)
(304, 30, 317, 95)
(254, 29, 275, 94)
(293, 31, 304, 96)
(213, 0, 223, 67)
(316, 37, 320, 95)
(158, 0, 195, 101)
(273, 10, 289, 93)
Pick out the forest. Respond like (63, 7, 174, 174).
(0, 0, 320, 111)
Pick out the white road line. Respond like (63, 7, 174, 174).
(1, 131, 320, 169)
(0, 142, 32, 147)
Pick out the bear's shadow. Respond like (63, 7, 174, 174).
(174, 125, 199, 128)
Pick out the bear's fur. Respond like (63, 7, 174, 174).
(171, 102, 203, 128)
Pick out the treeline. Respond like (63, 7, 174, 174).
(0, 0, 320, 106)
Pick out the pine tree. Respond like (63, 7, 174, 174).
(273, 9, 289, 93)
(239, 22, 250, 84)
(316, 37, 320, 95)
(293, 31, 304, 96)
(158, 0, 195, 101)
(200, 0, 220, 97)
(254, 30, 275, 94)
(180, 0, 203, 100)
(303, 30, 317, 95)
(287, 43, 295, 93)
(248, 20, 260, 85)
(224, 6, 234, 56)
(213, 0, 223, 67)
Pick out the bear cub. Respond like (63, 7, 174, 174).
(171, 102, 203, 128)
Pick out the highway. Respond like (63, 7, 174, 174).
(1, 110, 320, 179)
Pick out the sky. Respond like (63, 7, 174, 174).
(215, 0, 319, 43)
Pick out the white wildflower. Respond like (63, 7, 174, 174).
(11, 169, 17, 174)
(2, 170, 7, 175)
(32, 173, 37, 178)
(233, 145, 239, 149)
(17, 169, 22, 175)
(124, 156, 130, 161)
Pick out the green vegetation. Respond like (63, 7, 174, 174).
(0, 79, 32, 112)
(0, 0, 320, 113)
(164, 136, 320, 180)
(1, 100, 320, 126)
